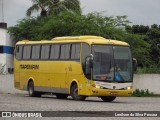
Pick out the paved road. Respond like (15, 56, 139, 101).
(0, 93, 160, 120)
(1, 93, 160, 111)
(0, 74, 160, 119)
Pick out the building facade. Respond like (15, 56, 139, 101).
(0, 23, 13, 74)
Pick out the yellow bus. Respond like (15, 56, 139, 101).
(14, 36, 136, 102)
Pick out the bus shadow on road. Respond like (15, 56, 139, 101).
(20, 94, 126, 103)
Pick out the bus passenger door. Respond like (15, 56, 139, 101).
(65, 43, 81, 91)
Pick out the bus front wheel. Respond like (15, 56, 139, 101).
(28, 81, 41, 97)
(70, 84, 86, 101)
(100, 96, 116, 102)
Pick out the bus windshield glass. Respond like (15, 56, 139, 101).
(92, 45, 133, 82)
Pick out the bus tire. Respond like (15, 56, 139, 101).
(71, 84, 86, 101)
(100, 96, 116, 102)
(28, 81, 41, 97)
(55, 94, 68, 99)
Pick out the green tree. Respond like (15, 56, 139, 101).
(9, 12, 131, 41)
(124, 33, 151, 67)
(48, 0, 81, 15)
(26, 0, 81, 17)
(9, 12, 152, 68)
(147, 25, 160, 66)
(125, 24, 160, 67)
(125, 25, 149, 34)
(26, 0, 50, 17)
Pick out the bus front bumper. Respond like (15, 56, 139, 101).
(90, 88, 132, 97)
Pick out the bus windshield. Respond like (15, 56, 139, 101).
(92, 45, 133, 82)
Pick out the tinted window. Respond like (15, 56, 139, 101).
(60, 44, 71, 59)
(23, 45, 31, 59)
(31, 45, 41, 59)
(82, 43, 90, 63)
(15, 45, 23, 60)
(60, 45, 65, 59)
(50, 44, 60, 59)
(82, 43, 90, 79)
(92, 45, 114, 81)
(41, 45, 50, 59)
(65, 44, 71, 59)
(71, 44, 80, 60)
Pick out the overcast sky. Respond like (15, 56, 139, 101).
(0, 0, 160, 27)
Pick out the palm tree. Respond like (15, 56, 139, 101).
(26, 0, 81, 17)
(26, 0, 49, 17)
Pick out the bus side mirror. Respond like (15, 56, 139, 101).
(86, 54, 94, 68)
(133, 58, 137, 72)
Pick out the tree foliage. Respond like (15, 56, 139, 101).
(9, 12, 130, 40)
(26, 0, 81, 17)
(8, 12, 159, 68)
(125, 24, 160, 67)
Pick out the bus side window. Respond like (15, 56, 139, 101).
(23, 45, 31, 60)
(15, 45, 23, 60)
(60, 45, 65, 59)
(71, 43, 80, 60)
(16, 46, 19, 52)
(50, 44, 60, 59)
(65, 44, 71, 59)
(41, 45, 50, 60)
(82, 43, 90, 79)
(60, 44, 71, 60)
(31, 45, 41, 60)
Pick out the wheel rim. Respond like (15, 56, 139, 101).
(29, 85, 33, 95)
(74, 88, 78, 96)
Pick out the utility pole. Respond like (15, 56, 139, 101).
(1, 0, 4, 22)
(0, 0, 7, 29)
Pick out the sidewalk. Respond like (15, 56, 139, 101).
(0, 74, 27, 94)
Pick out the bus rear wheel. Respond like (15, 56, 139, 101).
(28, 81, 41, 97)
(100, 96, 116, 102)
(71, 84, 86, 101)
(55, 94, 68, 99)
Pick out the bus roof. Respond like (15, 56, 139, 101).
(16, 36, 129, 46)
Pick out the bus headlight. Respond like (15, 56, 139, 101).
(126, 86, 132, 90)
(95, 85, 100, 89)
(127, 87, 132, 90)
(123, 86, 132, 90)
(92, 84, 101, 89)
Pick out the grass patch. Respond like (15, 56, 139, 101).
(132, 89, 154, 97)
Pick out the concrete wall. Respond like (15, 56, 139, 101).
(0, 74, 27, 94)
(0, 74, 160, 94)
(0, 28, 13, 46)
(0, 28, 14, 74)
(133, 74, 160, 95)
(0, 54, 13, 72)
